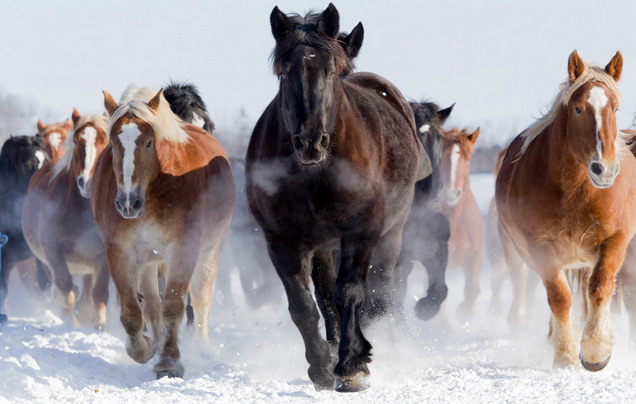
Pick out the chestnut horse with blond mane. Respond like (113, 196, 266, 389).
(91, 86, 235, 379)
(37, 119, 72, 161)
(440, 127, 483, 320)
(496, 51, 636, 371)
(23, 109, 110, 328)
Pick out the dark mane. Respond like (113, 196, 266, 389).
(163, 81, 215, 133)
(0, 135, 47, 194)
(271, 11, 350, 76)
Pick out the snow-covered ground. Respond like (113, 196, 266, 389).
(2, 174, 636, 403)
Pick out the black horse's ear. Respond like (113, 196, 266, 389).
(270, 6, 293, 42)
(317, 3, 340, 38)
(343, 22, 364, 58)
(437, 103, 454, 124)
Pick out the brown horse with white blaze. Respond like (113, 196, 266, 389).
(92, 86, 235, 379)
(496, 51, 636, 371)
(23, 109, 110, 328)
(440, 127, 483, 320)
(37, 119, 72, 161)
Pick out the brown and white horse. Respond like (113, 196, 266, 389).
(496, 51, 636, 371)
(440, 127, 483, 320)
(23, 109, 110, 328)
(92, 86, 235, 379)
(37, 119, 72, 161)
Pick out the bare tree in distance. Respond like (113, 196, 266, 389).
(0, 89, 56, 145)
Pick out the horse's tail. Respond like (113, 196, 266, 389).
(163, 81, 215, 134)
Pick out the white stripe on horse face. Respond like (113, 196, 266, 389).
(120, 123, 141, 194)
(80, 126, 97, 182)
(35, 150, 45, 168)
(450, 144, 461, 190)
(49, 132, 61, 150)
(588, 86, 609, 161)
(191, 111, 205, 128)
(419, 124, 430, 134)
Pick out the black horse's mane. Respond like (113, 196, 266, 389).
(271, 12, 350, 76)
(163, 81, 215, 133)
(0, 135, 47, 198)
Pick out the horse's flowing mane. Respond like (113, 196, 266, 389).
(108, 85, 189, 144)
(52, 114, 109, 178)
(271, 11, 349, 76)
(519, 66, 621, 156)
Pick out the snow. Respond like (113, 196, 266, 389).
(2, 174, 636, 403)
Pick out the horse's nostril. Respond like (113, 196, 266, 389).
(115, 200, 123, 211)
(590, 162, 603, 176)
(319, 134, 329, 150)
(292, 135, 303, 151)
(132, 199, 143, 210)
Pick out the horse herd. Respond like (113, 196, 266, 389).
(0, 2, 635, 393)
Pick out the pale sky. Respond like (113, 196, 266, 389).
(2, 0, 636, 144)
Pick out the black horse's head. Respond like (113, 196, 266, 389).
(271, 4, 352, 167)
(0, 135, 49, 191)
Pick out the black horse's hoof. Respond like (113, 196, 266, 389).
(308, 366, 334, 391)
(154, 359, 185, 379)
(334, 372, 370, 393)
(155, 369, 185, 379)
(0, 314, 7, 324)
(415, 298, 441, 321)
(580, 351, 611, 372)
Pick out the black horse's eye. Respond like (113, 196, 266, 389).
(146, 140, 153, 148)
(575, 107, 581, 114)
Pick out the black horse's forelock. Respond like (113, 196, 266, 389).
(163, 81, 215, 133)
(271, 12, 350, 76)
(410, 101, 442, 125)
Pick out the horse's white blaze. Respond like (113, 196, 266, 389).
(191, 112, 205, 129)
(419, 124, 430, 134)
(450, 144, 461, 190)
(120, 123, 141, 195)
(80, 126, 97, 181)
(34, 150, 45, 168)
(49, 132, 62, 150)
(588, 86, 608, 161)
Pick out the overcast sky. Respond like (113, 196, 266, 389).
(2, 0, 636, 144)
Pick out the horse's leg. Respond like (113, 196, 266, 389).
(139, 265, 162, 349)
(364, 225, 405, 323)
(75, 274, 96, 327)
(499, 223, 527, 327)
(580, 234, 628, 371)
(108, 245, 155, 364)
(189, 244, 222, 341)
(415, 210, 450, 320)
(457, 250, 482, 322)
(311, 249, 339, 353)
(333, 237, 374, 392)
(92, 263, 110, 330)
(153, 250, 197, 379)
(269, 241, 333, 391)
(0, 250, 18, 323)
(544, 271, 578, 367)
(35, 259, 51, 291)
(45, 247, 79, 325)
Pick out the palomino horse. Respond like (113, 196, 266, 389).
(0, 135, 49, 323)
(488, 149, 538, 325)
(439, 127, 483, 320)
(247, 5, 425, 392)
(37, 119, 72, 161)
(496, 51, 636, 371)
(92, 86, 235, 379)
(22, 109, 110, 329)
(394, 101, 454, 321)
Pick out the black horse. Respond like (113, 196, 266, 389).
(246, 4, 426, 392)
(394, 101, 453, 321)
(163, 81, 215, 133)
(0, 135, 50, 323)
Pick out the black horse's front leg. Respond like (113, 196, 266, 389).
(268, 241, 334, 390)
(333, 238, 374, 392)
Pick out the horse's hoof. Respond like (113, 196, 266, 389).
(580, 351, 611, 372)
(415, 298, 441, 321)
(0, 314, 7, 324)
(154, 359, 185, 379)
(126, 335, 156, 364)
(334, 372, 370, 393)
(308, 366, 334, 391)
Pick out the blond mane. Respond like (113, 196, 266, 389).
(52, 113, 109, 178)
(519, 66, 621, 156)
(108, 85, 188, 144)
